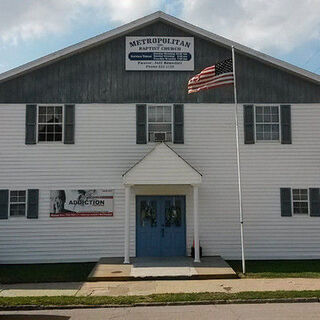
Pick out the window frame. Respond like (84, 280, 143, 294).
(9, 189, 28, 218)
(37, 104, 64, 144)
(291, 188, 310, 216)
(146, 104, 174, 143)
(254, 105, 281, 143)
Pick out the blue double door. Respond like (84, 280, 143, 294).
(136, 196, 186, 257)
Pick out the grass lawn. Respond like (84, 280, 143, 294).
(0, 262, 95, 284)
(228, 260, 320, 278)
(2, 260, 320, 284)
(1, 290, 320, 307)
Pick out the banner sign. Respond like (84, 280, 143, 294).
(50, 189, 114, 217)
(126, 36, 194, 71)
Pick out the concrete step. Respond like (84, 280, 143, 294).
(88, 256, 238, 281)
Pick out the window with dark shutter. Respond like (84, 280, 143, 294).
(148, 106, 172, 142)
(243, 105, 254, 144)
(136, 104, 147, 144)
(25, 105, 37, 144)
(38, 106, 63, 142)
(280, 188, 292, 217)
(64, 104, 75, 144)
(255, 106, 280, 141)
(310, 188, 320, 217)
(27, 189, 39, 219)
(292, 189, 309, 214)
(9, 190, 27, 217)
(0, 190, 9, 220)
(281, 105, 292, 144)
(173, 104, 184, 144)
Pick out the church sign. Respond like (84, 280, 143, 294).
(50, 189, 114, 217)
(126, 36, 194, 71)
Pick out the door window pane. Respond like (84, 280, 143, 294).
(140, 200, 157, 227)
(165, 199, 182, 227)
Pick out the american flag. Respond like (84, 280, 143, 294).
(188, 58, 234, 94)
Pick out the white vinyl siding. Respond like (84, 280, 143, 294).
(1, 103, 320, 263)
(241, 104, 320, 258)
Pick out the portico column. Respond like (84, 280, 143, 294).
(193, 184, 200, 263)
(124, 185, 131, 264)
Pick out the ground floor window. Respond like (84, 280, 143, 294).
(10, 190, 27, 217)
(292, 189, 309, 215)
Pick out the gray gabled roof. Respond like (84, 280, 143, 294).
(0, 11, 319, 84)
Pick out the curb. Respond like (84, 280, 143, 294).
(0, 297, 320, 311)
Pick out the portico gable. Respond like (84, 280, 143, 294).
(123, 143, 202, 185)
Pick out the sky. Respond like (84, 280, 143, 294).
(0, 0, 320, 75)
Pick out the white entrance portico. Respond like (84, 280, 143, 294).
(122, 143, 202, 264)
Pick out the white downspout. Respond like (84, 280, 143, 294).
(124, 185, 131, 264)
(193, 184, 200, 263)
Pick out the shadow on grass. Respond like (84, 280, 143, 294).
(227, 260, 320, 278)
(0, 263, 96, 284)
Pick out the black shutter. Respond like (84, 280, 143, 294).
(243, 105, 255, 144)
(136, 104, 147, 144)
(25, 104, 37, 144)
(0, 190, 9, 220)
(27, 189, 39, 219)
(64, 104, 75, 144)
(310, 188, 320, 217)
(281, 105, 292, 144)
(280, 188, 292, 217)
(173, 104, 184, 144)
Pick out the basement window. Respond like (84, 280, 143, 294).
(148, 105, 172, 142)
(38, 106, 63, 142)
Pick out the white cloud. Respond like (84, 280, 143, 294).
(0, 0, 161, 45)
(180, 0, 320, 53)
(0, 0, 319, 55)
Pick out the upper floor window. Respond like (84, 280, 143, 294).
(292, 189, 309, 215)
(255, 106, 280, 142)
(148, 105, 172, 142)
(10, 190, 26, 217)
(38, 106, 63, 142)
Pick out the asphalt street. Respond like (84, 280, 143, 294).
(1, 303, 320, 319)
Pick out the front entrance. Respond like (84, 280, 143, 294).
(136, 196, 186, 257)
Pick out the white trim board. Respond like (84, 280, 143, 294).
(0, 11, 319, 84)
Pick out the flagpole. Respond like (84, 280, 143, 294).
(232, 45, 246, 274)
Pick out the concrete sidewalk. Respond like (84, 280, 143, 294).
(1, 278, 320, 297)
